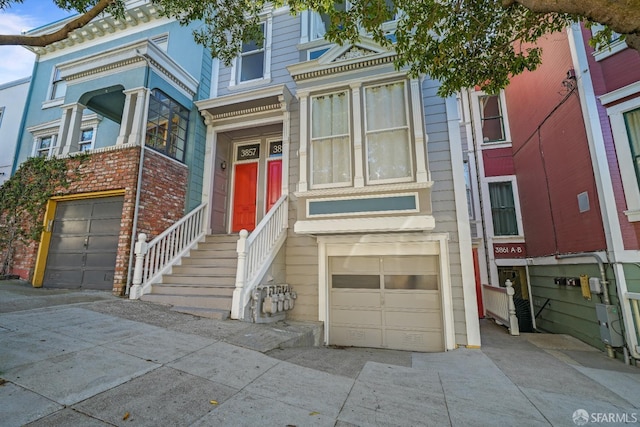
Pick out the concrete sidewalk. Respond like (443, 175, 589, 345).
(1, 280, 639, 426)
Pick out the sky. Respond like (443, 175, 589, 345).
(0, 0, 74, 85)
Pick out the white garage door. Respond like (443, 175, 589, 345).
(329, 255, 443, 352)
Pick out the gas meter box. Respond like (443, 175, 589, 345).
(595, 303, 624, 347)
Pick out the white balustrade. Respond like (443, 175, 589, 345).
(483, 280, 520, 336)
(129, 203, 207, 299)
(232, 194, 288, 320)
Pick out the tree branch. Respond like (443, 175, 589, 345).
(504, 0, 640, 35)
(0, 0, 115, 47)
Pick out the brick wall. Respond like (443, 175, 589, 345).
(9, 146, 188, 295)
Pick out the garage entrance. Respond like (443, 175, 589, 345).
(329, 255, 444, 352)
(43, 196, 123, 290)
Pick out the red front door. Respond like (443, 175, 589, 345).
(232, 162, 258, 232)
(266, 159, 282, 212)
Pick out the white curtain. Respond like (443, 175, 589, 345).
(311, 92, 351, 186)
(365, 82, 411, 181)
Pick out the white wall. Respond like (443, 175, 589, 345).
(0, 77, 30, 185)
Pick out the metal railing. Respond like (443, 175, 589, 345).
(483, 280, 520, 335)
(129, 203, 207, 299)
(231, 194, 288, 320)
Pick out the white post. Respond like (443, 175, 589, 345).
(231, 229, 249, 320)
(129, 233, 148, 299)
(506, 279, 520, 336)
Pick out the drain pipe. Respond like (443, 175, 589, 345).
(556, 253, 615, 358)
(125, 49, 151, 296)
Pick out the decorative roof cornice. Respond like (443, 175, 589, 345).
(210, 103, 282, 120)
(291, 54, 396, 82)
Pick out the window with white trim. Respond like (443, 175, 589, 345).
(50, 68, 66, 100)
(488, 181, 518, 236)
(624, 108, 640, 189)
(78, 128, 95, 152)
(311, 91, 351, 187)
(479, 94, 506, 143)
(35, 135, 58, 158)
(145, 89, 189, 162)
(364, 81, 411, 183)
(236, 22, 267, 84)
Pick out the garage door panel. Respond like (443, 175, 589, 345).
(386, 330, 444, 352)
(382, 256, 438, 273)
(92, 200, 125, 217)
(46, 253, 84, 268)
(56, 202, 92, 218)
(331, 291, 380, 308)
(87, 235, 119, 251)
(385, 292, 441, 310)
(330, 326, 382, 348)
(44, 269, 83, 287)
(53, 219, 87, 234)
(50, 236, 86, 252)
(82, 270, 115, 289)
(85, 252, 118, 268)
(331, 308, 381, 327)
(89, 218, 122, 233)
(385, 310, 443, 329)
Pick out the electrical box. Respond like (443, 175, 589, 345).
(589, 277, 602, 294)
(595, 303, 624, 347)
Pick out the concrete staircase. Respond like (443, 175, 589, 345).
(140, 234, 238, 319)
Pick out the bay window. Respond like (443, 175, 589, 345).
(145, 89, 189, 162)
(625, 108, 640, 189)
(307, 79, 416, 190)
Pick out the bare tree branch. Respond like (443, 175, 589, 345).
(0, 0, 114, 47)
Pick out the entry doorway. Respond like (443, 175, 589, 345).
(230, 137, 283, 233)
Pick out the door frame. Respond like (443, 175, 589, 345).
(229, 139, 262, 233)
(32, 189, 126, 287)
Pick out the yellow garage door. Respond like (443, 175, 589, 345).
(329, 255, 443, 352)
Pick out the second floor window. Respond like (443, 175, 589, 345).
(79, 129, 94, 152)
(489, 181, 518, 236)
(238, 23, 266, 83)
(479, 94, 506, 143)
(50, 68, 66, 100)
(35, 135, 57, 158)
(311, 91, 351, 187)
(145, 89, 189, 162)
(365, 81, 411, 183)
(625, 108, 640, 189)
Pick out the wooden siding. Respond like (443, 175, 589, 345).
(581, 25, 640, 251)
(529, 264, 620, 351)
(423, 78, 468, 345)
(482, 148, 515, 177)
(507, 32, 606, 256)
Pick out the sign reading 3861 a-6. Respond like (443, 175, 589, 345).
(493, 243, 526, 259)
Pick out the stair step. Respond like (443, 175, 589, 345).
(151, 283, 235, 297)
(202, 234, 240, 244)
(141, 293, 232, 310)
(187, 249, 237, 258)
(170, 306, 230, 320)
(196, 241, 237, 251)
(160, 274, 236, 286)
(171, 265, 237, 275)
(180, 257, 236, 267)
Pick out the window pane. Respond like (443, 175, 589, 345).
(332, 274, 380, 289)
(312, 136, 350, 185)
(367, 129, 410, 180)
(489, 182, 518, 235)
(312, 92, 349, 138)
(385, 275, 439, 290)
(624, 108, 640, 188)
(240, 52, 265, 82)
(52, 81, 66, 99)
(480, 95, 505, 142)
(145, 89, 188, 162)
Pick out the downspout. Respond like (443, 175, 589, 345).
(125, 50, 150, 296)
(556, 252, 615, 358)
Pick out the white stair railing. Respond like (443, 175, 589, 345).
(232, 194, 288, 320)
(483, 280, 520, 335)
(129, 203, 207, 299)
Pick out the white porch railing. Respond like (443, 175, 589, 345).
(483, 280, 520, 336)
(232, 194, 288, 320)
(129, 203, 207, 299)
